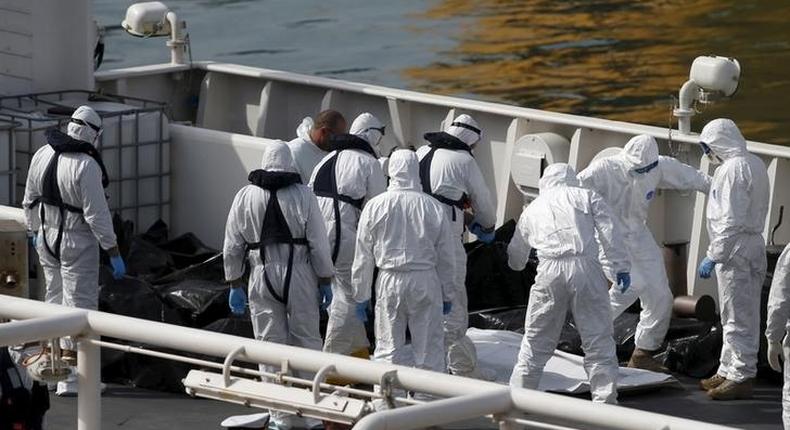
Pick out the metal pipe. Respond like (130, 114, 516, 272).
(674, 80, 700, 135)
(77, 332, 101, 430)
(354, 388, 513, 430)
(166, 11, 185, 65)
(0, 312, 88, 345)
(0, 297, 735, 430)
(312, 364, 336, 404)
(222, 346, 245, 387)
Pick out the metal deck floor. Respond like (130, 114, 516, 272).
(46, 375, 783, 429)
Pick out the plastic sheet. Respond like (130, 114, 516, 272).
(158, 233, 217, 269)
(470, 307, 639, 362)
(465, 220, 537, 311)
(125, 236, 176, 281)
(469, 328, 676, 393)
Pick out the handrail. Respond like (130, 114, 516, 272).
(0, 312, 88, 345)
(0, 296, 736, 430)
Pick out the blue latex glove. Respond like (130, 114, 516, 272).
(442, 301, 452, 315)
(469, 222, 495, 244)
(319, 283, 333, 311)
(355, 301, 369, 323)
(229, 286, 247, 316)
(698, 257, 716, 279)
(110, 255, 126, 280)
(616, 272, 631, 293)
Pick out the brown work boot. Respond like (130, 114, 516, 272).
(708, 379, 753, 401)
(627, 348, 670, 373)
(699, 374, 726, 391)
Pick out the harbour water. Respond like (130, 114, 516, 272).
(96, 0, 790, 144)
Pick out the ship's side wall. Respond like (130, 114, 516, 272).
(96, 62, 790, 302)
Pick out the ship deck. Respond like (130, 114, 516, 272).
(46, 374, 783, 429)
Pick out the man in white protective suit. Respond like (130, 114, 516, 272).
(416, 113, 497, 377)
(23, 105, 127, 396)
(287, 110, 347, 183)
(223, 140, 334, 429)
(508, 163, 630, 404)
(310, 112, 387, 358)
(351, 149, 456, 375)
(578, 134, 710, 372)
(767, 244, 790, 427)
(697, 118, 769, 400)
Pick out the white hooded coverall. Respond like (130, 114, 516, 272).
(223, 141, 334, 428)
(310, 113, 387, 355)
(351, 150, 456, 373)
(23, 107, 116, 351)
(766, 244, 790, 428)
(508, 163, 629, 404)
(416, 114, 496, 376)
(702, 118, 769, 383)
(578, 135, 710, 351)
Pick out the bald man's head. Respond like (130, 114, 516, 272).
(310, 110, 347, 150)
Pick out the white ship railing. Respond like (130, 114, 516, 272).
(0, 295, 735, 430)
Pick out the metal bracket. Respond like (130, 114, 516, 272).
(277, 359, 291, 385)
(312, 364, 336, 404)
(222, 346, 245, 387)
(379, 370, 398, 409)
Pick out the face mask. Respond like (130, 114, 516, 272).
(699, 142, 723, 165)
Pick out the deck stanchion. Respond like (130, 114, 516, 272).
(77, 332, 101, 430)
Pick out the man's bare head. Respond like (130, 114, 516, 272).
(310, 110, 347, 149)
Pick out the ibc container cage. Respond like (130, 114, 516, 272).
(0, 90, 170, 233)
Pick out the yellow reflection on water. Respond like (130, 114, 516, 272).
(406, 0, 790, 144)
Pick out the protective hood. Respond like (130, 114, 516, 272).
(349, 112, 384, 147)
(259, 140, 297, 173)
(620, 134, 659, 170)
(538, 163, 579, 190)
(445, 114, 482, 147)
(700, 118, 747, 161)
(67, 105, 102, 145)
(387, 150, 421, 191)
(295, 116, 314, 142)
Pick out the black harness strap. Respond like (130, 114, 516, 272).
(419, 132, 472, 222)
(26, 129, 109, 262)
(247, 170, 306, 306)
(311, 134, 376, 263)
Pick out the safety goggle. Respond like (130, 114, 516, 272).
(70, 118, 102, 134)
(633, 160, 658, 174)
(699, 141, 713, 154)
(363, 125, 386, 136)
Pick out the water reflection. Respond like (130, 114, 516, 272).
(405, 0, 790, 144)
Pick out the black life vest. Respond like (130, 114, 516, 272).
(247, 169, 307, 306)
(311, 134, 377, 263)
(25, 129, 109, 261)
(418, 132, 472, 222)
(0, 348, 49, 430)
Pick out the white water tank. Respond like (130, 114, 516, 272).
(510, 132, 570, 197)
